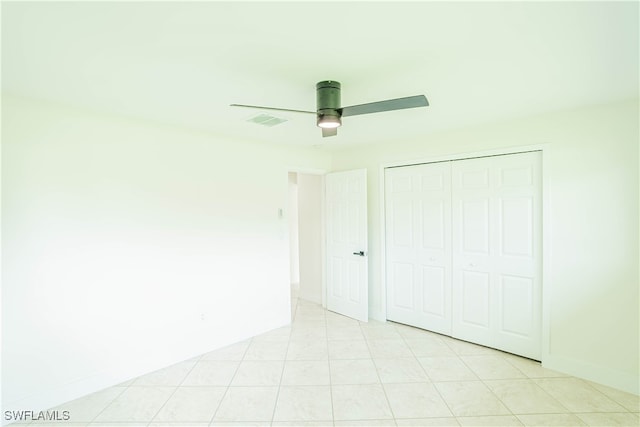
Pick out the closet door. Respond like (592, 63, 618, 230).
(451, 151, 542, 359)
(385, 162, 452, 335)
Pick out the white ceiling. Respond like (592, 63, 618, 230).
(2, 1, 638, 150)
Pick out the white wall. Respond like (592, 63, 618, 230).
(330, 99, 639, 394)
(297, 173, 324, 304)
(1, 95, 331, 413)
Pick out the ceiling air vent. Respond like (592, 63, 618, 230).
(247, 113, 288, 127)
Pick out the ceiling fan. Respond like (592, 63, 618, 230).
(231, 80, 429, 137)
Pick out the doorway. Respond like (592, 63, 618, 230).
(288, 172, 324, 317)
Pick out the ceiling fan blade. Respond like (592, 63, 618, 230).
(340, 95, 429, 117)
(230, 104, 315, 114)
(322, 127, 338, 137)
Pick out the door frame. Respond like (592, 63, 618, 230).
(286, 167, 328, 310)
(379, 144, 552, 363)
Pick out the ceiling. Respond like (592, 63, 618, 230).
(2, 1, 638, 150)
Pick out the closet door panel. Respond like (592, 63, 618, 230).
(452, 152, 541, 360)
(493, 152, 542, 359)
(386, 162, 452, 335)
(451, 157, 493, 345)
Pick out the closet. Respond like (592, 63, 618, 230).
(385, 151, 542, 360)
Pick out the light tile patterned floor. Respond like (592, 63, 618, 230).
(17, 299, 640, 426)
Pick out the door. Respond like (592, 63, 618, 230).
(385, 162, 452, 335)
(384, 151, 542, 360)
(451, 151, 542, 359)
(326, 169, 368, 322)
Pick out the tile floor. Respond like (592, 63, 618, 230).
(16, 298, 640, 426)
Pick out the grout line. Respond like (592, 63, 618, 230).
(393, 322, 458, 422)
(360, 321, 397, 423)
(455, 350, 523, 420)
(268, 295, 296, 424)
(207, 340, 253, 425)
(324, 300, 336, 426)
(147, 357, 203, 425)
(85, 382, 130, 425)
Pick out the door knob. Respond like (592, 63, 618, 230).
(353, 251, 365, 257)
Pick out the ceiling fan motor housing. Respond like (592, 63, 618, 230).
(316, 80, 342, 127)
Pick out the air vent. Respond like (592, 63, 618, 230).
(247, 113, 288, 127)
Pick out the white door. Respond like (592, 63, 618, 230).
(451, 151, 542, 359)
(326, 169, 368, 322)
(384, 151, 542, 360)
(385, 162, 452, 335)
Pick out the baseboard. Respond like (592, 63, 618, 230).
(2, 346, 227, 422)
(298, 290, 322, 305)
(543, 353, 639, 395)
(2, 320, 291, 426)
(3, 367, 135, 426)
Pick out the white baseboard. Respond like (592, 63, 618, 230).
(543, 354, 639, 395)
(298, 291, 322, 305)
(2, 320, 291, 426)
(3, 368, 134, 426)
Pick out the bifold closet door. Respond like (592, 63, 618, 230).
(385, 162, 452, 336)
(385, 151, 542, 360)
(451, 152, 542, 360)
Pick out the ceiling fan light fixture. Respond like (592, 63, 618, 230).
(317, 114, 342, 129)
